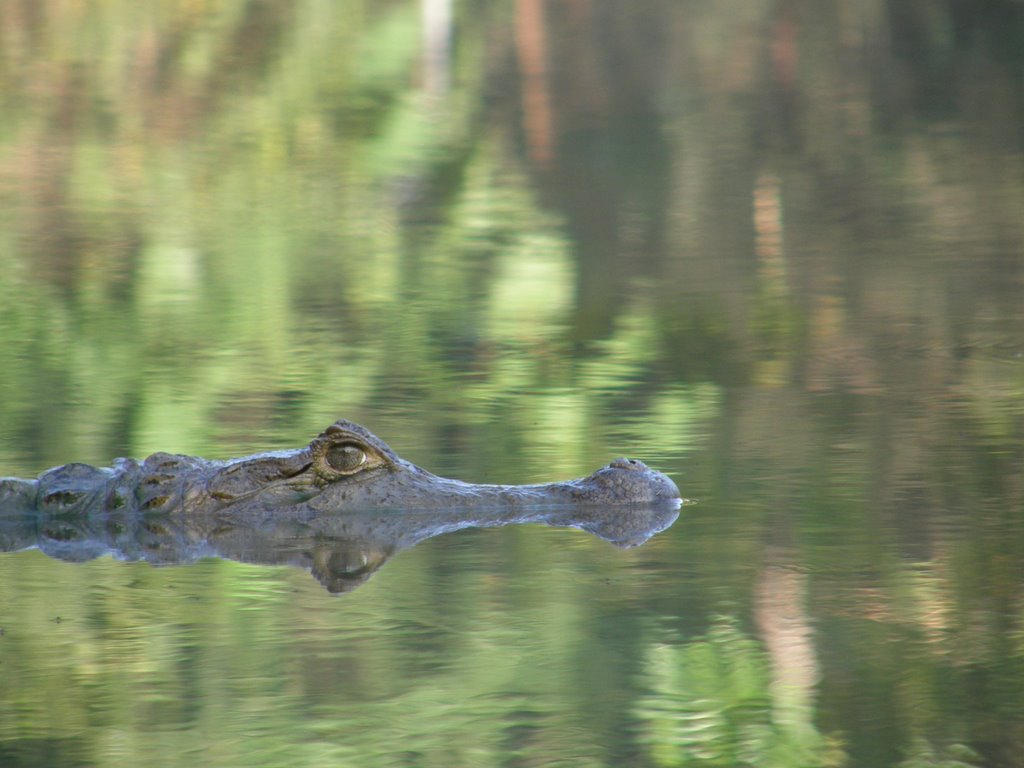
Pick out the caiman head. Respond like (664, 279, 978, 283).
(203, 419, 681, 512)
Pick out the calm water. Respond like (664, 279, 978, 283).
(2, 2, 1024, 767)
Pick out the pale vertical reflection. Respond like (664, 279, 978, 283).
(421, 0, 452, 94)
(753, 173, 785, 275)
(752, 172, 792, 386)
(754, 550, 820, 729)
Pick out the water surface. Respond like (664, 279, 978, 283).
(1, 2, 1023, 766)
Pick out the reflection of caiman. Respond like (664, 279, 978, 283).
(0, 419, 681, 592)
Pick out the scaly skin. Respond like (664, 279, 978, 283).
(0, 419, 682, 592)
(0, 419, 681, 518)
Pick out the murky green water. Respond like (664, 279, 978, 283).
(2, 2, 1023, 766)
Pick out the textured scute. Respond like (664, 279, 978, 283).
(36, 463, 113, 511)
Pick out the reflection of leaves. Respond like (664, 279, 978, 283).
(897, 739, 984, 768)
(635, 616, 842, 768)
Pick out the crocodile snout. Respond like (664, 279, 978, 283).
(573, 458, 681, 504)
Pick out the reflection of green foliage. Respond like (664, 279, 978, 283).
(897, 739, 984, 768)
(635, 617, 842, 768)
(0, 0, 724, 477)
(0, 529, 659, 768)
(1, 1, 1023, 766)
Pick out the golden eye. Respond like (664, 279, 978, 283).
(325, 443, 367, 473)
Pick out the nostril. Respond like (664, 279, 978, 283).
(609, 458, 647, 471)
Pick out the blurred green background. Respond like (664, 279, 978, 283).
(1, 1, 1023, 766)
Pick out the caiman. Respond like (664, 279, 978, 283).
(0, 419, 680, 515)
(0, 419, 681, 591)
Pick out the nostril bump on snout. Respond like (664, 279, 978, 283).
(609, 457, 647, 471)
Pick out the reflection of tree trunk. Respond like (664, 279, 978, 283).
(754, 550, 819, 714)
(421, 0, 452, 95)
(516, 0, 553, 166)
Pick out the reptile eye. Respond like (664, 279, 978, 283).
(325, 443, 367, 473)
